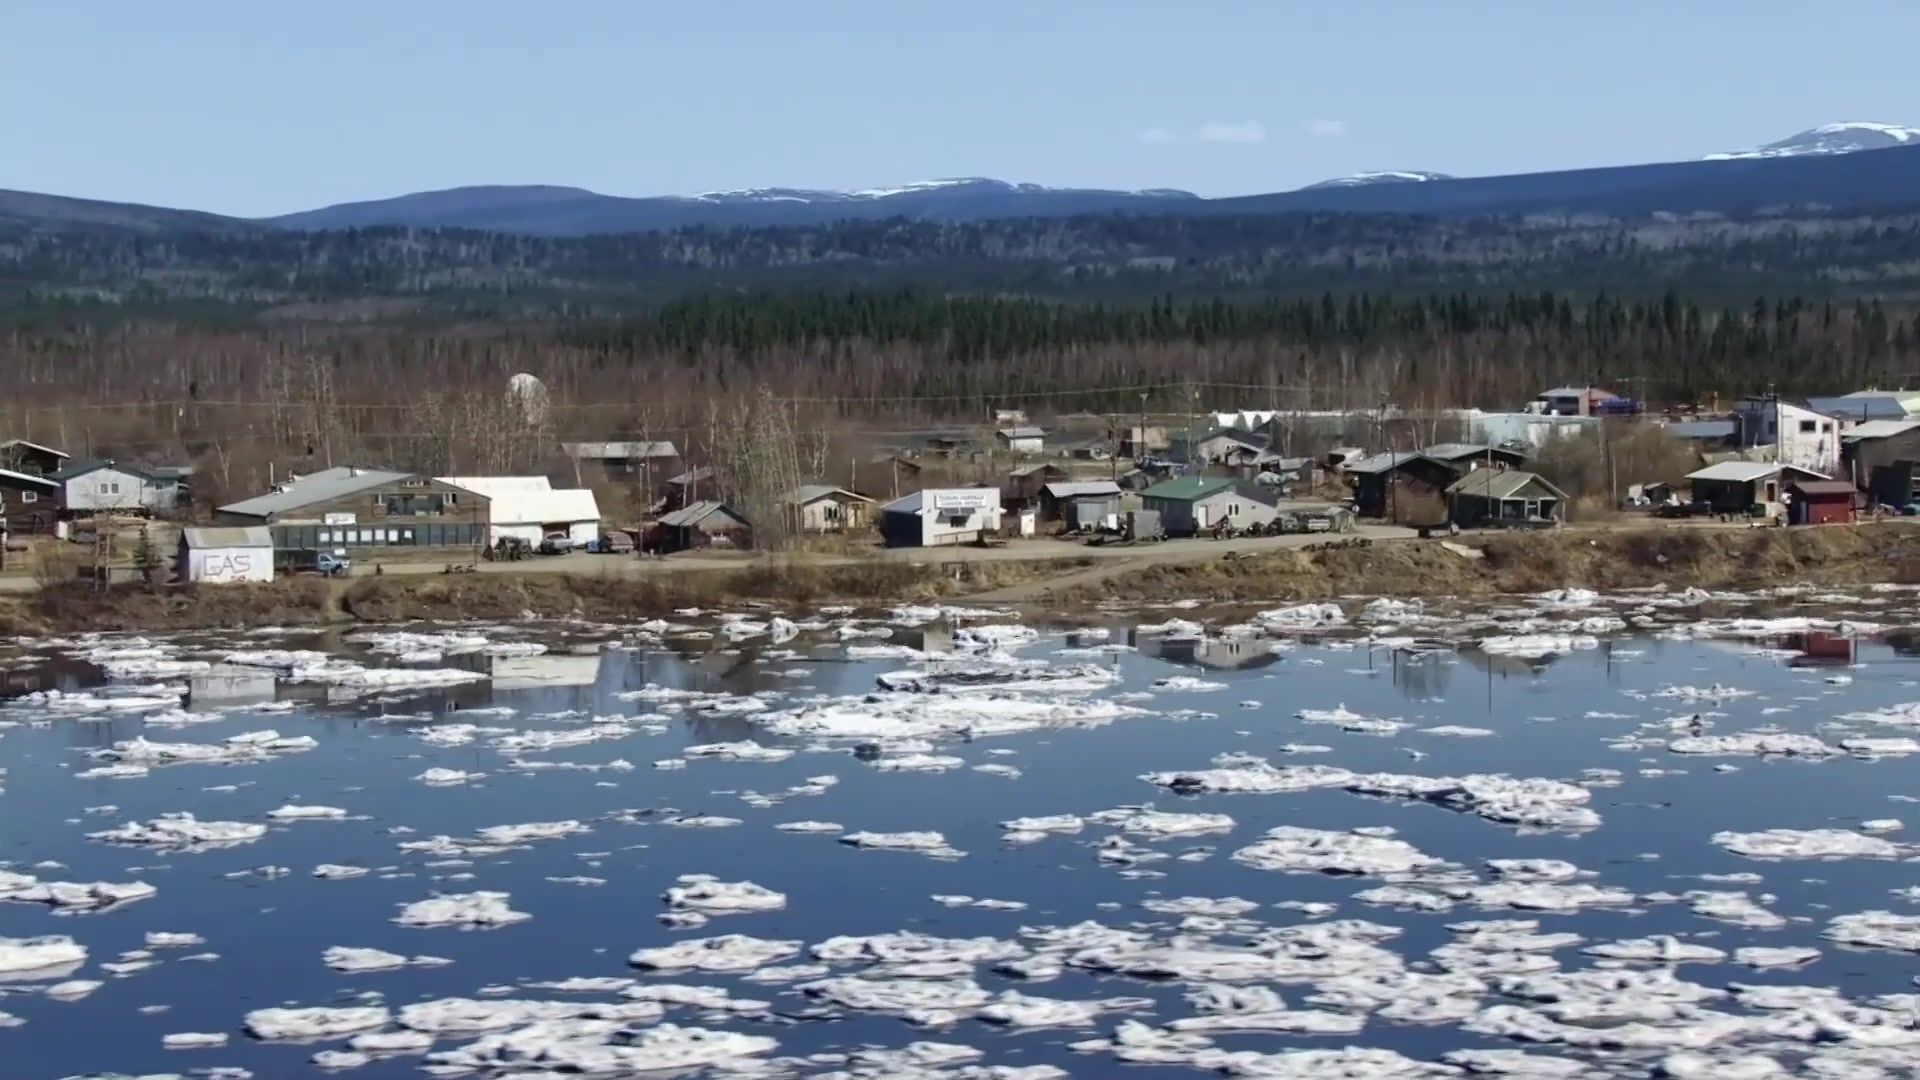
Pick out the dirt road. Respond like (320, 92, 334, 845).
(0, 525, 1417, 595)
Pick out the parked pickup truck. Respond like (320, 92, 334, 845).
(279, 548, 352, 577)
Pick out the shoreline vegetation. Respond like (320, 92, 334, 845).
(7, 525, 1919, 636)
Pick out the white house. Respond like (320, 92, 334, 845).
(879, 487, 1002, 548)
(177, 526, 275, 584)
(52, 460, 178, 515)
(994, 427, 1046, 455)
(438, 476, 602, 547)
(1731, 399, 1843, 477)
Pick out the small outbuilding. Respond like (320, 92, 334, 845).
(1140, 476, 1279, 536)
(880, 487, 1002, 548)
(995, 427, 1047, 455)
(1785, 479, 1857, 525)
(1344, 452, 1461, 519)
(1446, 469, 1567, 528)
(1040, 480, 1122, 531)
(655, 500, 751, 553)
(783, 484, 875, 532)
(51, 459, 177, 517)
(177, 526, 275, 584)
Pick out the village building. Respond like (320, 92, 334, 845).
(1532, 386, 1621, 417)
(1139, 476, 1280, 535)
(879, 487, 1001, 548)
(1785, 479, 1858, 526)
(1419, 442, 1529, 472)
(1731, 398, 1843, 476)
(437, 476, 601, 548)
(1807, 390, 1920, 423)
(654, 500, 751, 552)
(1866, 460, 1920, 510)
(0, 440, 69, 477)
(1445, 469, 1567, 528)
(782, 484, 875, 532)
(1039, 480, 1122, 530)
(1003, 462, 1070, 509)
(1112, 423, 1170, 459)
(1685, 461, 1828, 515)
(560, 441, 681, 484)
(216, 466, 492, 552)
(176, 526, 275, 584)
(995, 426, 1047, 455)
(1840, 420, 1920, 487)
(1343, 452, 1460, 519)
(48, 459, 178, 517)
(0, 467, 59, 534)
(1169, 428, 1266, 468)
(660, 466, 717, 513)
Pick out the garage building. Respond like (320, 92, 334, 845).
(880, 487, 1002, 548)
(438, 476, 602, 547)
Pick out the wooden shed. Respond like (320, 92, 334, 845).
(1446, 469, 1567, 528)
(1785, 479, 1857, 525)
(655, 500, 751, 553)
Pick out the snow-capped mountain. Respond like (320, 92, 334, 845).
(684, 178, 1198, 205)
(1299, 171, 1454, 191)
(1705, 122, 1920, 161)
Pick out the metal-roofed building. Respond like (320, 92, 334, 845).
(1446, 469, 1568, 528)
(438, 476, 602, 548)
(1686, 461, 1828, 515)
(781, 484, 875, 532)
(561, 441, 682, 484)
(1140, 476, 1279, 535)
(216, 466, 490, 552)
(1039, 480, 1122, 530)
(880, 487, 1001, 548)
(655, 500, 751, 552)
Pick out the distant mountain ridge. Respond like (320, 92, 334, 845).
(4, 123, 1920, 237)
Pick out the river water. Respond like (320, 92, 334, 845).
(1, 588, 1917, 1079)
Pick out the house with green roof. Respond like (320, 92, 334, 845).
(1141, 475, 1280, 535)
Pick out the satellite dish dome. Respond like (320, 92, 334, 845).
(505, 373, 549, 424)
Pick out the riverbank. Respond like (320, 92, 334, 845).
(6, 524, 1919, 634)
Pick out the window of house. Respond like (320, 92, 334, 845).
(20, 491, 35, 503)
(945, 514, 969, 528)
(1226, 503, 1241, 517)
(1798, 420, 1816, 433)
(1821, 422, 1834, 433)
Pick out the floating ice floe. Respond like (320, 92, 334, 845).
(629, 934, 802, 973)
(0, 869, 155, 911)
(761, 693, 1147, 744)
(87, 814, 267, 851)
(1823, 910, 1920, 952)
(1667, 732, 1837, 757)
(1478, 634, 1599, 659)
(415, 767, 485, 785)
(1711, 828, 1912, 860)
(0, 935, 86, 975)
(86, 730, 317, 768)
(663, 875, 787, 915)
(394, 891, 531, 928)
(423, 1021, 778, 1075)
(1230, 826, 1451, 876)
(244, 1005, 391, 1040)
(267, 804, 349, 821)
(322, 946, 452, 972)
(840, 831, 964, 858)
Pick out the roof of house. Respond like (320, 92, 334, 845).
(217, 466, 412, 518)
(1007, 462, 1068, 478)
(786, 484, 873, 505)
(1807, 394, 1914, 420)
(1042, 480, 1122, 500)
(1344, 451, 1434, 475)
(1842, 419, 1920, 441)
(1539, 386, 1615, 399)
(1663, 419, 1738, 440)
(47, 459, 160, 483)
(997, 426, 1047, 440)
(1446, 469, 1568, 501)
(881, 487, 999, 514)
(1686, 461, 1828, 483)
(0, 439, 68, 460)
(1421, 442, 1522, 463)
(658, 500, 745, 528)
(495, 488, 601, 524)
(438, 476, 553, 499)
(1787, 479, 1859, 497)
(0, 467, 58, 490)
(1141, 476, 1238, 502)
(667, 466, 715, 486)
(561, 440, 680, 460)
(181, 526, 273, 549)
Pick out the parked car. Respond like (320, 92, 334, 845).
(597, 530, 634, 554)
(538, 533, 575, 555)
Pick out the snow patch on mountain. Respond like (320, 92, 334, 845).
(685, 177, 1198, 205)
(1300, 171, 1454, 191)
(1705, 122, 1920, 161)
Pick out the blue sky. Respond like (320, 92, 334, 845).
(5, 0, 1917, 216)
